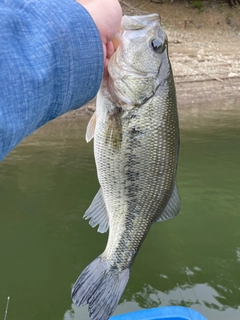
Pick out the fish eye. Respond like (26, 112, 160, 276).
(151, 38, 165, 54)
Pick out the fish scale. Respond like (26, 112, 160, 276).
(72, 14, 180, 320)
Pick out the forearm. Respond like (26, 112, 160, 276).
(0, 0, 103, 160)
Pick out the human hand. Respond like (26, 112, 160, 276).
(76, 0, 122, 75)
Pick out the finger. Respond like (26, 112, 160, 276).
(102, 43, 109, 76)
(106, 41, 115, 59)
(104, 58, 109, 77)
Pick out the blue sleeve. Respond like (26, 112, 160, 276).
(0, 0, 104, 161)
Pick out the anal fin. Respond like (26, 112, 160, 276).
(156, 183, 181, 222)
(83, 188, 109, 233)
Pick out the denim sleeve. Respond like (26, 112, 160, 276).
(0, 0, 104, 161)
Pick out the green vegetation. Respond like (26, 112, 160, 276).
(190, 0, 204, 11)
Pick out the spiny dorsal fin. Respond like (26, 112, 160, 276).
(83, 188, 109, 233)
(85, 112, 96, 143)
(156, 182, 181, 222)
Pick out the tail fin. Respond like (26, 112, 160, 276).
(71, 256, 130, 320)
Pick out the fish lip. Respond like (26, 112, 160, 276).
(121, 13, 161, 30)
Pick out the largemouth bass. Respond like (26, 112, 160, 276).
(72, 14, 180, 320)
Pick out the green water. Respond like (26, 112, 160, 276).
(0, 99, 240, 320)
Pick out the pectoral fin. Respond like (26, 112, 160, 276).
(85, 112, 96, 143)
(156, 183, 181, 222)
(83, 188, 109, 233)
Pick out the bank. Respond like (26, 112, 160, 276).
(65, 0, 240, 118)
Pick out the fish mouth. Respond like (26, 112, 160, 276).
(107, 13, 168, 106)
(107, 54, 162, 106)
(112, 14, 161, 50)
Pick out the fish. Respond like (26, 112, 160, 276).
(71, 13, 180, 320)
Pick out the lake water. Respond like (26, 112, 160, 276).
(0, 99, 240, 320)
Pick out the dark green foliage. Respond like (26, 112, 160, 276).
(190, 0, 204, 11)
